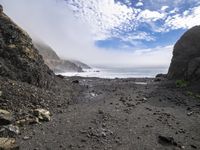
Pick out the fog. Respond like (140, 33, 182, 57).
(0, 0, 172, 68)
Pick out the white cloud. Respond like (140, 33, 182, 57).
(165, 5, 200, 29)
(137, 9, 166, 21)
(0, 0, 173, 68)
(135, 2, 143, 7)
(66, 0, 136, 40)
(161, 6, 169, 11)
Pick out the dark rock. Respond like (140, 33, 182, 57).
(191, 144, 197, 149)
(0, 109, 12, 126)
(158, 135, 178, 146)
(154, 78, 161, 82)
(72, 80, 79, 84)
(0, 5, 3, 14)
(0, 12, 56, 88)
(56, 74, 65, 79)
(0, 125, 20, 137)
(156, 74, 167, 78)
(168, 26, 200, 81)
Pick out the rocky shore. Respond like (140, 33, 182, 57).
(12, 77, 200, 149)
(0, 5, 200, 150)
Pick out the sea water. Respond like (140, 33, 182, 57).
(60, 67, 168, 79)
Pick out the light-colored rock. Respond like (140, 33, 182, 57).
(33, 109, 51, 121)
(0, 109, 12, 125)
(0, 138, 19, 150)
(0, 91, 2, 97)
(15, 117, 39, 126)
(5, 125, 20, 135)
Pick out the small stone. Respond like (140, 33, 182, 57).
(0, 138, 19, 150)
(98, 109, 104, 114)
(187, 112, 193, 116)
(0, 109, 12, 125)
(101, 131, 106, 137)
(33, 109, 51, 122)
(191, 144, 197, 149)
(72, 80, 79, 84)
(23, 136, 30, 140)
(0, 91, 2, 97)
(143, 97, 147, 101)
(158, 135, 178, 146)
(16, 117, 39, 126)
(80, 139, 87, 143)
(5, 125, 20, 135)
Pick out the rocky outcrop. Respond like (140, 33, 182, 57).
(0, 11, 55, 88)
(71, 60, 91, 69)
(167, 26, 200, 81)
(33, 41, 85, 73)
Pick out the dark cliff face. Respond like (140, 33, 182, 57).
(167, 26, 200, 81)
(0, 12, 55, 88)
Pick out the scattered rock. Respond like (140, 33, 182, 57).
(0, 109, 12, 126)
(98, 109, 104, 114)
(33, 109, 51, 122)
(23, 136, 30, 140)
(187, 112, 193, 116)
(72, 80, 79, 84)
(154, 77, 162, 82)
(156, 74, 167, 78)
(158, 135, 178, 147)
(15, 117, 39, 126)
(0, 138, 19, 150)
(191, 144, 197, 149)
(2, 125, 20, 136)
(0, 91, 2, 97)
(56, 74, 65, 79)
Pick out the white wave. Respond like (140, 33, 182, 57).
(59, 67, 168, 79)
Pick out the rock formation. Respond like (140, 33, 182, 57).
(0, 10, 55, 88)
(167, 26, 200, 81)
(33, 41, 89, 73)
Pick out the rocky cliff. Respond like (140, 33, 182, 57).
(167, 26, 200, 81)
(0, 10, 55, 88)
(33, 41, 84, 73)
(71, 60, 91, 69)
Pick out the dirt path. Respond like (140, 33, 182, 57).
(18, 78, 200, 150)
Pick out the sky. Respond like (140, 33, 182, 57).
(0, 0, 200, 68)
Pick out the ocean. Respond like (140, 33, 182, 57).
(60, 67, 168, 79)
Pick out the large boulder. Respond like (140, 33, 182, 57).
(0, 11, 55, 88)
(167, 26, 200, 81)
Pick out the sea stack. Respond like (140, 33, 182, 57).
(167, 26, 200, 81)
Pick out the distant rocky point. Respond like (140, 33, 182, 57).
(168, 26, 200, 81)
(33, 41, 90, 73)
(70, 60, 91, 69)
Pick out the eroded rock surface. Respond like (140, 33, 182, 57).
(0, 12, 55, 88)
(168, 26, 200, 81)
